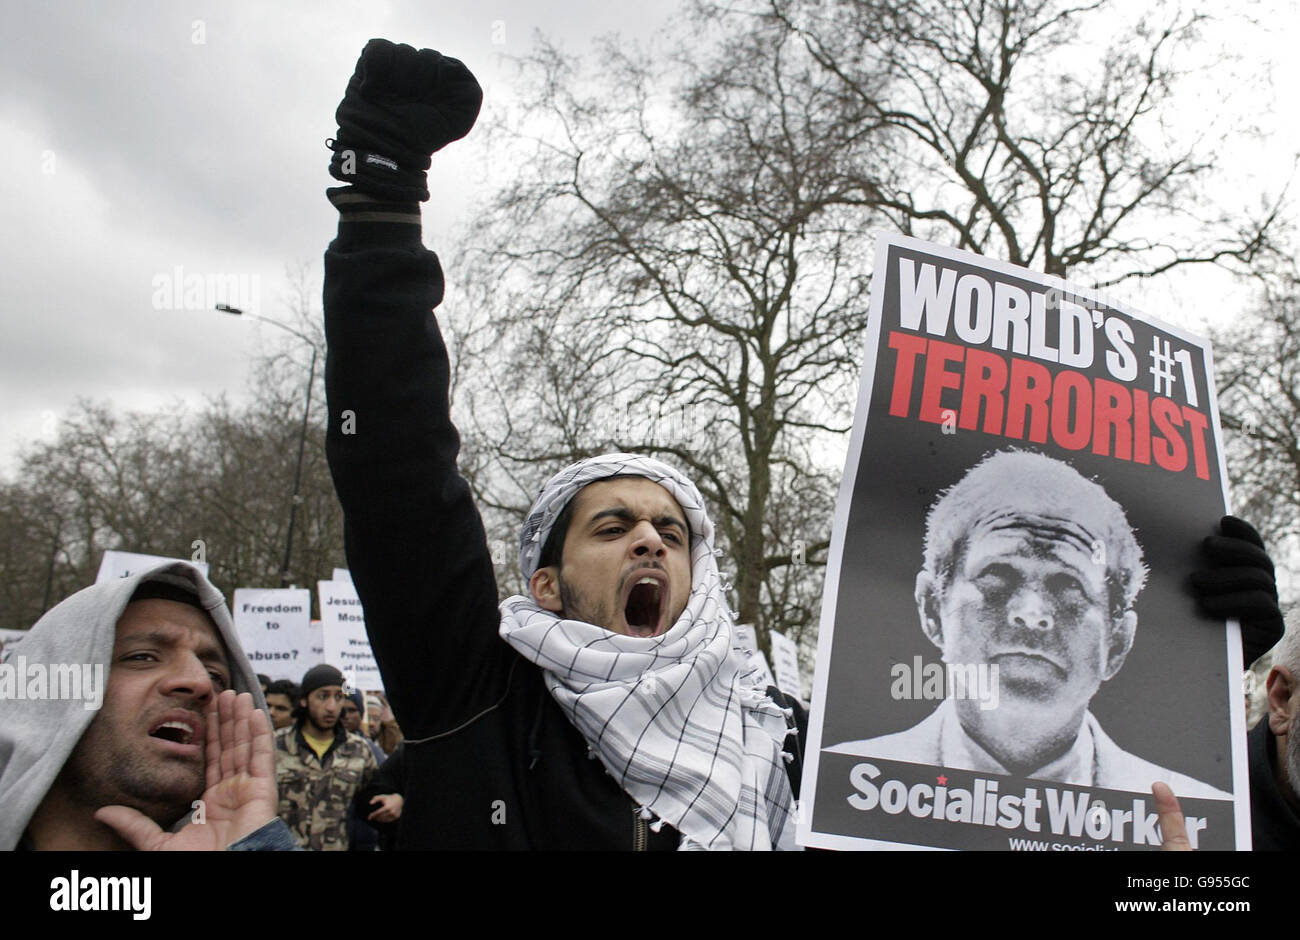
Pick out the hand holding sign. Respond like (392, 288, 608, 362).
(1153, 783, 1192, 852)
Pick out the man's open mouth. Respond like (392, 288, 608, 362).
(148, 715, 202, 747)
(624, 572, 667, 638)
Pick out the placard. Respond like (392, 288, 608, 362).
(799, 234, 1247, 851)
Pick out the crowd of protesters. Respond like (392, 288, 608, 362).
(0, 37, 1296, 856)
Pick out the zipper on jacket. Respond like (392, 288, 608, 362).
(632, 808, 647, 852)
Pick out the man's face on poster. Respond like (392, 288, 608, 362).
(920, 518, 1137, 733)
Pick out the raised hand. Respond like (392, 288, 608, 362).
(96, 690, 278, 851)
(329, 38, 483, 200)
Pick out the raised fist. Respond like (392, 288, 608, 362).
(329, 38, 483, 201)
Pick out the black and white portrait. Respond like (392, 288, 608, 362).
(829, 449, 1230, 799)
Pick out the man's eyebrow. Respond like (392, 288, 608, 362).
(653, 514, 688, 535)
(588, 507, 688, 534)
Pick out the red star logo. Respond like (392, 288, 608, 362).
(936, 775, 948, 786)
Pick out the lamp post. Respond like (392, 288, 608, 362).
(216, 304, 319, 588)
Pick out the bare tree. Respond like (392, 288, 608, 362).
(758, 0, 1282, 282)
(0, 264, 345, 628)
(450, 22, 890, 652)
(1214, 250, 1300, 599)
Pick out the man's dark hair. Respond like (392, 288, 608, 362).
(536, 473, 644, 571)
(265, 679, 297, 699)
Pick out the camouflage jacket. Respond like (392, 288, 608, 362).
(274, 724, 378, 851)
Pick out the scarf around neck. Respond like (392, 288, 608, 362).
(500, 453, 795, 850)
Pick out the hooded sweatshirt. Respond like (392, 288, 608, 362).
(0, 561, 266, 850)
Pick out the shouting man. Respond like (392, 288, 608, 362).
(0, 563, 293, 851)
(322, 39, 800, 849)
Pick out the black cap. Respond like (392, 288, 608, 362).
(298, 664, 346, 699)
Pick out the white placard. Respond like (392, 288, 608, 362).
(232, 588, 311, 681)
(732, 623, 774, 690)
(304, 619, 325, 673)
(95, 550, 209, 584)
(769, 629, 803, 701)
(332, 568, 352, 583)
(318, 580, 382, 692)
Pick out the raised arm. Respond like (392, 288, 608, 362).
(322, 40, 504, 738)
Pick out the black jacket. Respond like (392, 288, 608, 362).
(1248, 717, 1300, 850)
(324, 212, 804, 849)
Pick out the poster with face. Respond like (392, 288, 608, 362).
(798, 234, 1249, 851)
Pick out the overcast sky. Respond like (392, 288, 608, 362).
(0, 0, 685, 473)
(1, 0, 1297, 476)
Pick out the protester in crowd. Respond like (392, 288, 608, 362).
(1240, 610, 1300, 849)
(340, 689, 363, 733)
(257, 673, 271, 695)
(365, 692, 402, 756)
(345, 689, 386, 765)
(0, 563, 295, 851)
(322, 38, 804, 850)
(264, 679, 297, 731)
(274, 663, 378, 850)
(339, 690, 384, 851)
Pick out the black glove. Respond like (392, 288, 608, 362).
(328, 38, 483, 201)
(1189, 515, 1283, 664)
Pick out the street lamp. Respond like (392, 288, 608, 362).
(216, 304, 319, 588)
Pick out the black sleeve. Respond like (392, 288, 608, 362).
(324, 210, 509, 740)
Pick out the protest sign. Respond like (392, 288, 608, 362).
(318, 580, 382, 692)
(798, 234, 1248, 851)
(231, 588, 311, 680)
(733, 624, 775, 689)
(305, 620, 324, 673)
(95, 550, 208, 584)
(770, 629, 803, 701)
(332, 568, 352, 583)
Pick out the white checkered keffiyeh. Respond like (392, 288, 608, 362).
(500, 453, 795, 850)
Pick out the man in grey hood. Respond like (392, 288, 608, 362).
(0, 562, 294, 850)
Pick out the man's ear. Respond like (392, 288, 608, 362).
(916, 571, 944, 650)
(1102, 609, 1138, 680)
(1267, 665, 1297, 737)
(529, 566, 564, 614)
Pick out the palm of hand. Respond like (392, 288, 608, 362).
(95, 691, 278, 851)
